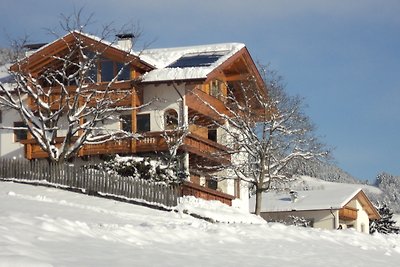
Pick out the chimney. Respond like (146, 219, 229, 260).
(116, 33, 134, 52)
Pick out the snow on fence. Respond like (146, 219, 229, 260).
(0, 158, 179, 208)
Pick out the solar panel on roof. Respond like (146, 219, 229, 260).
(167, 51, 228, 68)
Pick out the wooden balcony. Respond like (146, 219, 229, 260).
(27, 81, 142, 111)
(21, 131, 231, 165)
(186, 87, 229, 123)
(135, 131, 231, 165)
(339, 206, 358, 221)
(80, 139, 133, 156)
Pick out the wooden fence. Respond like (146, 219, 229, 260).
(0, 158, 179, 208)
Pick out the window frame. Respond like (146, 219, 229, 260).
(99, 58, 131, 83)
(136, 113, 151, 133)
(207, 128, 217, 142)
(13, 121, 28, 142)
(210, 80, 220, 98)
(120, 114, 132, 133)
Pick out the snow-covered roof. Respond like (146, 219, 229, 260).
(138, 43, 245, 82)
(9, 31, 247, 84)
(0, 64, 15, 92)
(75, 32, 246, 83)
(249, 186, 363, 213)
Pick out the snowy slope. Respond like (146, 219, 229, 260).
(1, 181, 400, 267)
(289, 175, 382, 194)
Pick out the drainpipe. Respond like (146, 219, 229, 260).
(330, 207, 337, 229)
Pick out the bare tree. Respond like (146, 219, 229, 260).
(196, 66, 328, 215)
(0, 11, 150, 163)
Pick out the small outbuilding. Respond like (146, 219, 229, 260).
(250, 187, 380, 233)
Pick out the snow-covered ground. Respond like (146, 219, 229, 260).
(1, 181, 400, 267)
(394, 214, 400, 227)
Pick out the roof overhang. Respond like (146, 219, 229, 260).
(10, 31, 154, 76)
(345, 190, 381, 220)
(206, 47, 267, 98)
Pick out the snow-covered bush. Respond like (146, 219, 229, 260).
(93, 155, 185, 184)
(370, 204, 400, 235)
(288, 215, 313, 228)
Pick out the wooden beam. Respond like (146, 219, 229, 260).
(224, 73, 251, 82)
(185, 87, 228, 123)
(131, 87, 137, 153)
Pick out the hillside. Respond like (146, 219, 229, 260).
(1, 181, 400, 267)
(371, 172, 400, 213)
(294, 161, 361, 184)
(288, 175, 381, 194)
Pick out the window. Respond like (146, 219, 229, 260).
(100, 60, 114, 82)
(100, 60, 131, 82)
(87, 56, 131, 83)
(137, 113, 150, 132)
(206, 177, 218, 190)
(208, 128, 217, 142)
(210, 80, 221, 98)
(117, 63, 131, 81)
(14, 121, 27, 142)
(120, 115, 132, 132)
(164, 109, 178, 130)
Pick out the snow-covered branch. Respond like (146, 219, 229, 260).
(0, 14, 148, 163)
(193, 66, 329, 215)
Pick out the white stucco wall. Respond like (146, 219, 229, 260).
(347, 199, 370, 233)
(140, 84, 186, 131)
(0, 108, 25, 159)
(217, 122, 251, 210)
(261, 209, 338, 230)
(217, 178, 249, 211)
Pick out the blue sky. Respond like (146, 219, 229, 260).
(1, 0, 399, 182)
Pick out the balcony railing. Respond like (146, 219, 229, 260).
(22, 131, 231, 164)
(339, 206, 358, 221)
(180, 181, 235, 206)
(186, 87, 229, 123)
(27, 81, 141, 111)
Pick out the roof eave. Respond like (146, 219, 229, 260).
(11, 31, 155, 74)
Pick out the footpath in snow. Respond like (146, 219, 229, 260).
(1, 181, 400, 267)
